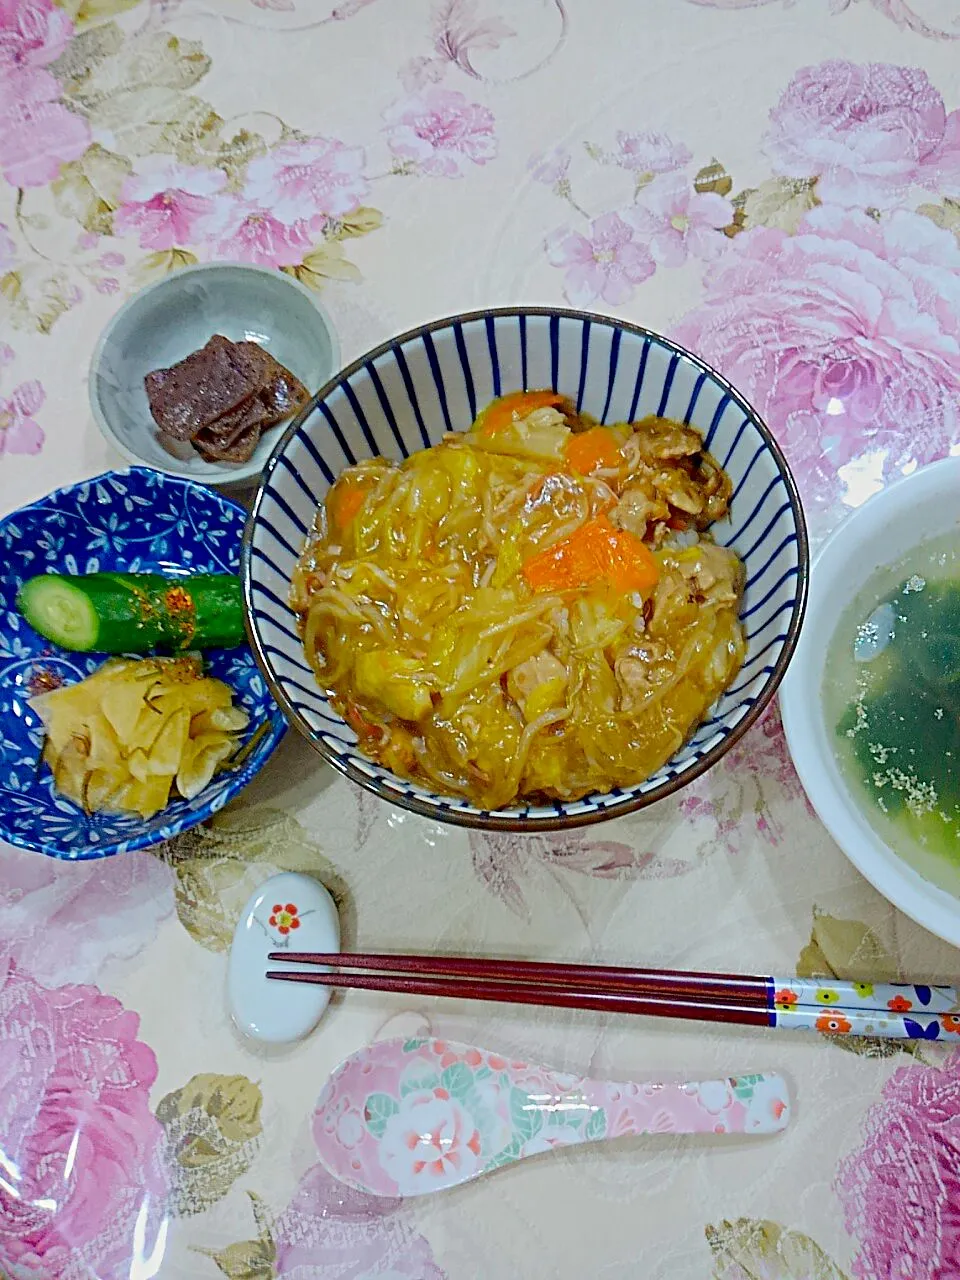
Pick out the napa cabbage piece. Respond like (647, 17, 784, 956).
(467, 405, 571, 462)
(291, 392, 746, 809)
(30, 656, 249, 817)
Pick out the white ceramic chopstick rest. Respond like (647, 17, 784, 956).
(228, 871, 339, 1044)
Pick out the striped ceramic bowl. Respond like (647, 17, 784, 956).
(243, 308, 808, 831)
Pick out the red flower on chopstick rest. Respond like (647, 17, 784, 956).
(942, 1014, 960, 1033)
(888, 994, 913, 1013)
(816, 1013, 852, 1035)
(269, 903, 301, 935)
(774, 989, 798, 1011)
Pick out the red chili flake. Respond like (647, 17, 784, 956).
(164, 585, 196, 644)
(164, 585, 194, 617)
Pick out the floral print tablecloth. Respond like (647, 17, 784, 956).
(2, 1, 960, 1277)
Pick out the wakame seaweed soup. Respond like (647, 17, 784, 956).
(825, 530, 960, 897)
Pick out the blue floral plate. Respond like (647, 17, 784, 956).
(0, 467, 285, 860)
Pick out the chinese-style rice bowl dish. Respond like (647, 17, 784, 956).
(291, 391, 745, 809)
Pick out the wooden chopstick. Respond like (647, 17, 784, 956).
(264, 952, 960, 1042)
(268, 951, 771, 1005)
(265, 966, 773, 1027)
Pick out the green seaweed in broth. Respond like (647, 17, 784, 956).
(823, 528, 960, 898)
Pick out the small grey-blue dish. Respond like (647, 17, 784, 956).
(89, 263, 339, 487)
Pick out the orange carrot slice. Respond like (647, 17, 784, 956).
(522, 515, 659, 595)
(564, 426, 622, 475)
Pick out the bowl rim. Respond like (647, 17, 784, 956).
(243, 305, 809, 831)
(780, 455, 960, 946)
(88, 262, 341, 488)
(0, 464, 287, 859)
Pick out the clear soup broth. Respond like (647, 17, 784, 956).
(823, 529, 960, 898)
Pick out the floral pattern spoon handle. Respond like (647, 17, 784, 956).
(314, 1035, 790, 1198)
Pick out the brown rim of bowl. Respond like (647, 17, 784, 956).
(242, 305, 809, 831)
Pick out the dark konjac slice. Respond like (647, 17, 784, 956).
(260, 366, 309, 425)
(198, 394, 269, 450)
(231, 339, 284, 382)
(232, 341, 309, 425)
(145, 336, 263, 440)
(194, 420, 261, 464)
(147, 335, 308, 462)
(206, 334, 274, 386)
(144, 366, 173, 396)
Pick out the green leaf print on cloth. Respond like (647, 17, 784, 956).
(195, 1190, 276, 1280)
(918, 196, 960, 245)
(52, 0, 143, 29)
(58, 26, 212, 158)
(156, 1073, 264, 1216)
(159, 805, 354, 953)
(797, 907, 927, 1061)
(796, 908, 899, 983)
(732, 176, 821, 235)
(706, 1218, 850, 1280)
(50, 143, 131, 235)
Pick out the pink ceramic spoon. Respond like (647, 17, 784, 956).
(313, 1035, 790, 1198)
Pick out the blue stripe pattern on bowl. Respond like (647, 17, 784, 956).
(244, 308, 808, 831)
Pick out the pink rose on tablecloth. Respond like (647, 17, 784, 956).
(765, 59, 960, 207)
(244, 136, 369, 226)
(0, 67, 90, 188)
(546, 212, 655, 307)
(113, 158, 226, 250)
(528, 146, 570, 184)
(0, 844, 174, 987)
(773, 409, 849, 513)
(627, 174, 733, 266)
(274, 1161, 445, 1278)
(0, 962, 169, 1280)
(196, 196, 313, 268)
(614, 130, 691, 175)
(673, 205, 960, 513)
(0, 378, 45, 455)
(837, 1049, 960, 1278)
(382, 88, 497, 177)
(0, 0, 73, 70)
